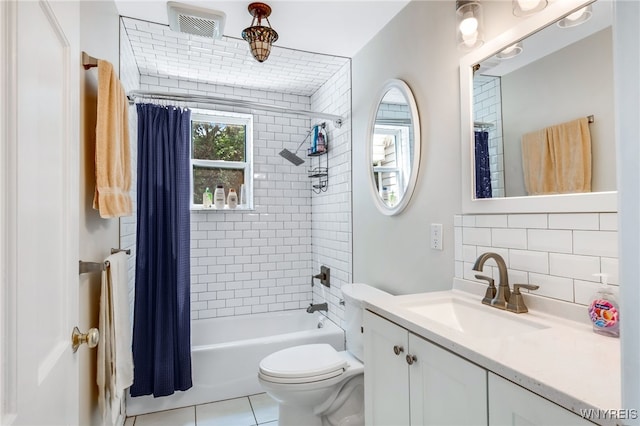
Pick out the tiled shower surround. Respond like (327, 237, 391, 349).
(120, 34, 352, 321)
(455, 213, 619, 306)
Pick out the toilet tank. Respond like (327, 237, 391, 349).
(341, 283, 391, 361)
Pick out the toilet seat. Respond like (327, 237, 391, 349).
(259, 344, 348, 384)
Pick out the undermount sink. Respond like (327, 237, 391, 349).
(397, 296, 549, 338)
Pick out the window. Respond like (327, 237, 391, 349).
(372, 125, 411, 207)
(190, 110, 253, 209)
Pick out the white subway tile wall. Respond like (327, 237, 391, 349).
(309, 62, 352, 327)
(120, 17, 347, 98)
(121, 71, 352, 321)
(172, 78, 314, 320)
(473, 76, 504, 197)
(455, 213, 619, 305)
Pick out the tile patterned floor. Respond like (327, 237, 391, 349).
(125, 393, 278, 426)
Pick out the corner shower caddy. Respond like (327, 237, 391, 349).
(307, 123, 328, 193)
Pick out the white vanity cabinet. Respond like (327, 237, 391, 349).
(363, 310, 488, 426)
(488, 373, 594, 426)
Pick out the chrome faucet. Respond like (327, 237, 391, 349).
(306, 302, 328, 313)
(472, 252, 511, 310)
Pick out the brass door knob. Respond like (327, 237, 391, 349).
(406, 354, 417, 365)
(71, 327, 99, 353)
(393, 345, 404, 355)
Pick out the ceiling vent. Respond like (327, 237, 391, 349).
(167, 2, 226, 39)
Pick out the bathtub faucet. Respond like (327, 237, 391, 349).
(306, 302, 328, 313)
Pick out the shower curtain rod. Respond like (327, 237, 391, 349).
(127, 90, 343, 128)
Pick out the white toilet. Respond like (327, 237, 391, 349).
(258, 283, 390, 426)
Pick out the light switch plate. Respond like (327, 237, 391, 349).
(430, 223, 443, 250)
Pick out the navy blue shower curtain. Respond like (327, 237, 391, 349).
(474, 130, 493, 199)
(130, 104, 192, 397)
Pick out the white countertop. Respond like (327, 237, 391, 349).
(363, 279, 621, 426)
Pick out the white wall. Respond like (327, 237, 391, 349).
(79, 1, 121, 424)
(352, 1, 461, 295)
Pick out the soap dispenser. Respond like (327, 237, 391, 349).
(588, 273, 619, 337)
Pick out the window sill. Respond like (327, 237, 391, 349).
(191, 205, 254, 212)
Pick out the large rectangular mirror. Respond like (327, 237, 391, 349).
(460, 0, 617, 213)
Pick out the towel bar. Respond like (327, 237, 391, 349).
(82, 51, 98, 70)
(79, 260, 110, 274)
(111, 248, 131, 255)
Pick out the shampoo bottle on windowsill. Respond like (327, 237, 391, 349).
(588, 273, 619, 338)
(214, 184, 225, 209)
(227, 188, 238, 209)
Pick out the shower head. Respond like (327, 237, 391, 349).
(279, 149, 305, 166)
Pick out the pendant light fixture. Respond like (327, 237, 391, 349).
(512, 0, 548, 17)
(456, 0, 484, 51)
(242, 2, 279, 63)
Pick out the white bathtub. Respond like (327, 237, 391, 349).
(126, 310, 345, 416)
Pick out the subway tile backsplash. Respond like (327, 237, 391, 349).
(455, 213, 619, 306)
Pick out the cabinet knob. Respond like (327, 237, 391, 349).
(406, 354, 417, 365)
(393, 345, 404, 355)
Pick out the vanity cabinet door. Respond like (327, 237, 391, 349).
(409, 333, 488, 425)
(364, 311, 410, 426)
(488, 373, 593, 425)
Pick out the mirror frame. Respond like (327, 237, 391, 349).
(367, 79, 421, 216)
(459, 0, 617, 214)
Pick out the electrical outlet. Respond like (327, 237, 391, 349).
(430, 223, 443, 250)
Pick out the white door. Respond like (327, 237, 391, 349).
(1, 0, 80, 424)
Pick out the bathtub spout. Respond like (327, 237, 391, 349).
(306, 302, 328, 313)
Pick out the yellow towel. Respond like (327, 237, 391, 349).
(521, 117, 592, 195)
(547, 117, 592, 193)
(521, 129, 555, 195)
(93, 60, 132, 218)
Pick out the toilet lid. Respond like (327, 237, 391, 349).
(259, 344, 347, 380)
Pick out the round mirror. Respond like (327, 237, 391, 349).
(367, 79, 421, 215)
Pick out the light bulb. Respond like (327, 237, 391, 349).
(516, 0, 541, 12)
(463, 31, 478, 47)
(459, 11, 478, 36)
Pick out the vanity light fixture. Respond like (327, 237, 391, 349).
(241, 2, 279, 63)
(557, 5, 593, 28)
(496, 42, 523, 59)
(512, 0, 548, 17)
(456, 0, 484, 51)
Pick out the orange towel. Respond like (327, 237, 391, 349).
(547, 117, 592, 194)
(93, 60, 132, 218)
